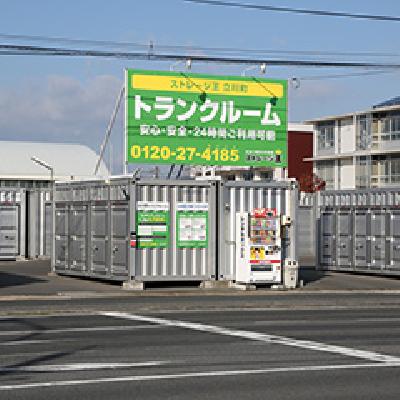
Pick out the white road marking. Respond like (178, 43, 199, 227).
(1, 362, 400, 391)
(0, 324, 160, 337)
(100, 312, 400, 363)
(356, 317, 400, 322)
(0, 313, 98, 319)
(0, 339, 56, 346)
(0, 361, 167, 373)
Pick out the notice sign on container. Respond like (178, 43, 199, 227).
(125, 69, 287, 167)
(177, 203, 208, 248)
(136, 202, 170, 248)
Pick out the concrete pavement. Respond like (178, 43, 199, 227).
(2, 260, 400, 300)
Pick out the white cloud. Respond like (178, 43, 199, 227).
(0, 74, 122, 148)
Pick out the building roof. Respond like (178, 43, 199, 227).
(288, 123, 313, 132)
(0, 141, 109, 180)
(373, 96, 400, 109)
(305, 103, 400, 124)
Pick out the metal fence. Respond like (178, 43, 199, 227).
(317, 188, 400, 275)
(54, 177, 298, 283)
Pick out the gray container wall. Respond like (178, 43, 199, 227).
(0, 190, 21, 260)
(317, 188, 400, 275)
(297, 193, 316, 267)
(54, 180, 128, 279)
(218, 180, 298, 281)
(54, 178, 216, 281)
(0, 188, 49, 260)
(54, 178, 297, 283)
(131, 180, 217, 282)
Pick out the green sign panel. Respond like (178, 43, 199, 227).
(176, 203, 208, 248)
(136, 202, 169, 248)
(125, 69, 287, 167)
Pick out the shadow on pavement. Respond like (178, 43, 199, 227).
(299, 267, 326, 286)
(0, 271, 45, 289)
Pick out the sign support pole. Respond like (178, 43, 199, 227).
(94, 85, 125, 176)
(124, 70, 128, 175)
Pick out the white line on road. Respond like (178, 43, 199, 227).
(100, 312, 400, 363)
(0, 339, 56, 346)
(0, 324, 161, 337)
(1, 362, 400, 391)
(0, 361, 167, 373)
(356, 317, 400, 322)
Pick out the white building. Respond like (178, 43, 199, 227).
(0, 141, 109, 188)
(0, 141, 109, 260)
(305, 98, 400, 190)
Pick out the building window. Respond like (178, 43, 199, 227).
(315, 160, 335, 190)
(390, 157, 400, 183)
(356, 115, 372, 150)
(243, 171, 254, 181)
(355, 156, 371, 188)
(371, 155, 400, 187)
(381, 112, 400, 141)
(317, 122, 335, 150)
(260, 171, 273, 181)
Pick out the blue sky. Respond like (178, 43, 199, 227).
(1, 0, 400, 172)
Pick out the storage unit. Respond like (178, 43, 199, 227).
(297, 193, 316, 266)
(218, 180, 297, 281)
(53, 177, 298, 285)
(317, 188, 400, 275)
(0, 188, 50, 260)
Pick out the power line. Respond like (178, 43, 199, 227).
(1, 33, 400, 59)
(2, 43, 400, 70)
(297, 70, 396, 81)
(184, 0, 400, 22)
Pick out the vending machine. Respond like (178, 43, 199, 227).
(235, 208, 283, 284)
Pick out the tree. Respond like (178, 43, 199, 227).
(298, 173, 326, 193)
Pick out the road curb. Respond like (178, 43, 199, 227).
(1, 288, 400, 302)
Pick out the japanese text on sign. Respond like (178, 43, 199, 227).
(126, 69, 287, 167)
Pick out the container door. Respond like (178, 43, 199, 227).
(320, 211, 335, 267)
(370, 211, 387, 270)
(390, 211, 400, 270)
(44, 204, 52, 257)
(55, 208, 68, 269)
(69, 206, 88, 272)
(111, 205, 129, 277)
(354, 210, 369, 269)
(336, 211, 352, 268)
(0, 206, 18, 259)
(91, 206, 108, 275)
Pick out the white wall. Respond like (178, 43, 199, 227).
(339, 158, 355, 189)
(339, 118, 355, 153)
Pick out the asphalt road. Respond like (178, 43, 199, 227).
(2, 260, 400, 398)
(1, 305, 400, 399)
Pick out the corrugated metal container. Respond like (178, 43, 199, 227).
(218, 180, 298, 280)
(54, 177, 298, 284)
(317, 188, 400, 275)
(0, 188, 50, 260)
(0, 190, 20, 260)
(132, 180, 216, 281)
(297, 193, 316, 267)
